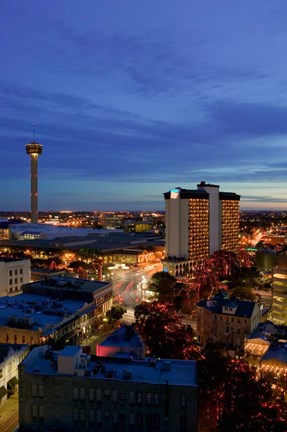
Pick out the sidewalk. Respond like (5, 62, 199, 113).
(0, 393, 19, 430)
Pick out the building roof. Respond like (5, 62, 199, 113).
(219, 192, 241, 201)
(0, 258, 30, 264)
(0, 278, 112, 336)
(23, 276, 111, 296)
(0, 291, 96, 335)
(261, 343, 287, 364)
(164, 189, 209, 200)
(60, 346, 82, 357)
(197, 292, 257, 318)
(248, 321, 287, 341)
(164, 183, 240, 201)
(22, 345, 197, 387)
(99, 325, 144, 349)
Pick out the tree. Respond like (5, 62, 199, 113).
(77, 248, 100, 261)
(148, 271, 178, 302)
(198, 345, 287, 432)
(105, 305, 127, 326)
(134, 301, 201, 359)
(229, 286, 255, 301)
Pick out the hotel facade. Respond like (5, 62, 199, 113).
(163, 181, 240, 276)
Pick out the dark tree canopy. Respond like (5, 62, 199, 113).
(229, 286, 255, 301)
(148, 271, 178, 303)
(105, 305, 127, 325)
(198, 344, 287, 432)
(134, 301, 201, 359)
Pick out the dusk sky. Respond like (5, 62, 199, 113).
(1, 1, 287, 211)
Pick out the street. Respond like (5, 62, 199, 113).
(112, 263, 162, 308)
(0, 393, 19, 432)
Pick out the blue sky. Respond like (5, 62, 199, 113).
(1, 0, 287, 211)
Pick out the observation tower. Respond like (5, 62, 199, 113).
(25, 129, 43, 224)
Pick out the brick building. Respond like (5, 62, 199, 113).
(197, 291, 262, 354)
(19, 345, 198, 432)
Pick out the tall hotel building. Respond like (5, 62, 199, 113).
(272, 252, 287, 325)
(163, 181, 240, 276)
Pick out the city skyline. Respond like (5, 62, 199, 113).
(1, 1, 287, 211)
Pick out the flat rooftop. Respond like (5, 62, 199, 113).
(0, 258, 29, 263)
(0, 292, 93, 335)
(23, 346, 197, 387)
(24, 275, 111, 294)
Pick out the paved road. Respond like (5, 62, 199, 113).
(112, 264, 161, 308)
(0, 394, 19, 432)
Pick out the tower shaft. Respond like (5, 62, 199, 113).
(26, 140, 43, 224)
(30, 154, 39, 224)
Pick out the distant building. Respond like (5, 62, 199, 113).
(262, 234, 287, 247)
(272, 252, 287, 324)
(9, 223, 100, 241)
(19, 345, 198, 432)
(0, 276, 113, 345)
(123, 220, 154, 233)
(0, 258, 30, 297)
(96, 325, 145, 359)
(0, 219, 9, 240)
(31, 267, 66, 282)
(163, 181, 240, 276)
(0, 343, 29, 405)
(197, 291, 262, 354)
(101, 213, 125, 229)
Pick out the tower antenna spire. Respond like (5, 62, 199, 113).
(33, 122, 36, 142)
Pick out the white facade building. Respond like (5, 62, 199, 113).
(0, 258, 31, 297)
(0, 344, 29, 405)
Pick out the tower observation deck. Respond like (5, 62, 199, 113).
(26, 140, 43, 224)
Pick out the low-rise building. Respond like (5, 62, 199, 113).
(244, 321, 287, 388)
(197, 291, 262, 354)
(0, 258, 31, 297)
(0, 276, 113, 346)
(96, 325, 145, 359)
(19, 345, 198, 432)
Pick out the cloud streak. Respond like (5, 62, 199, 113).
(1, 1, 287, 209)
